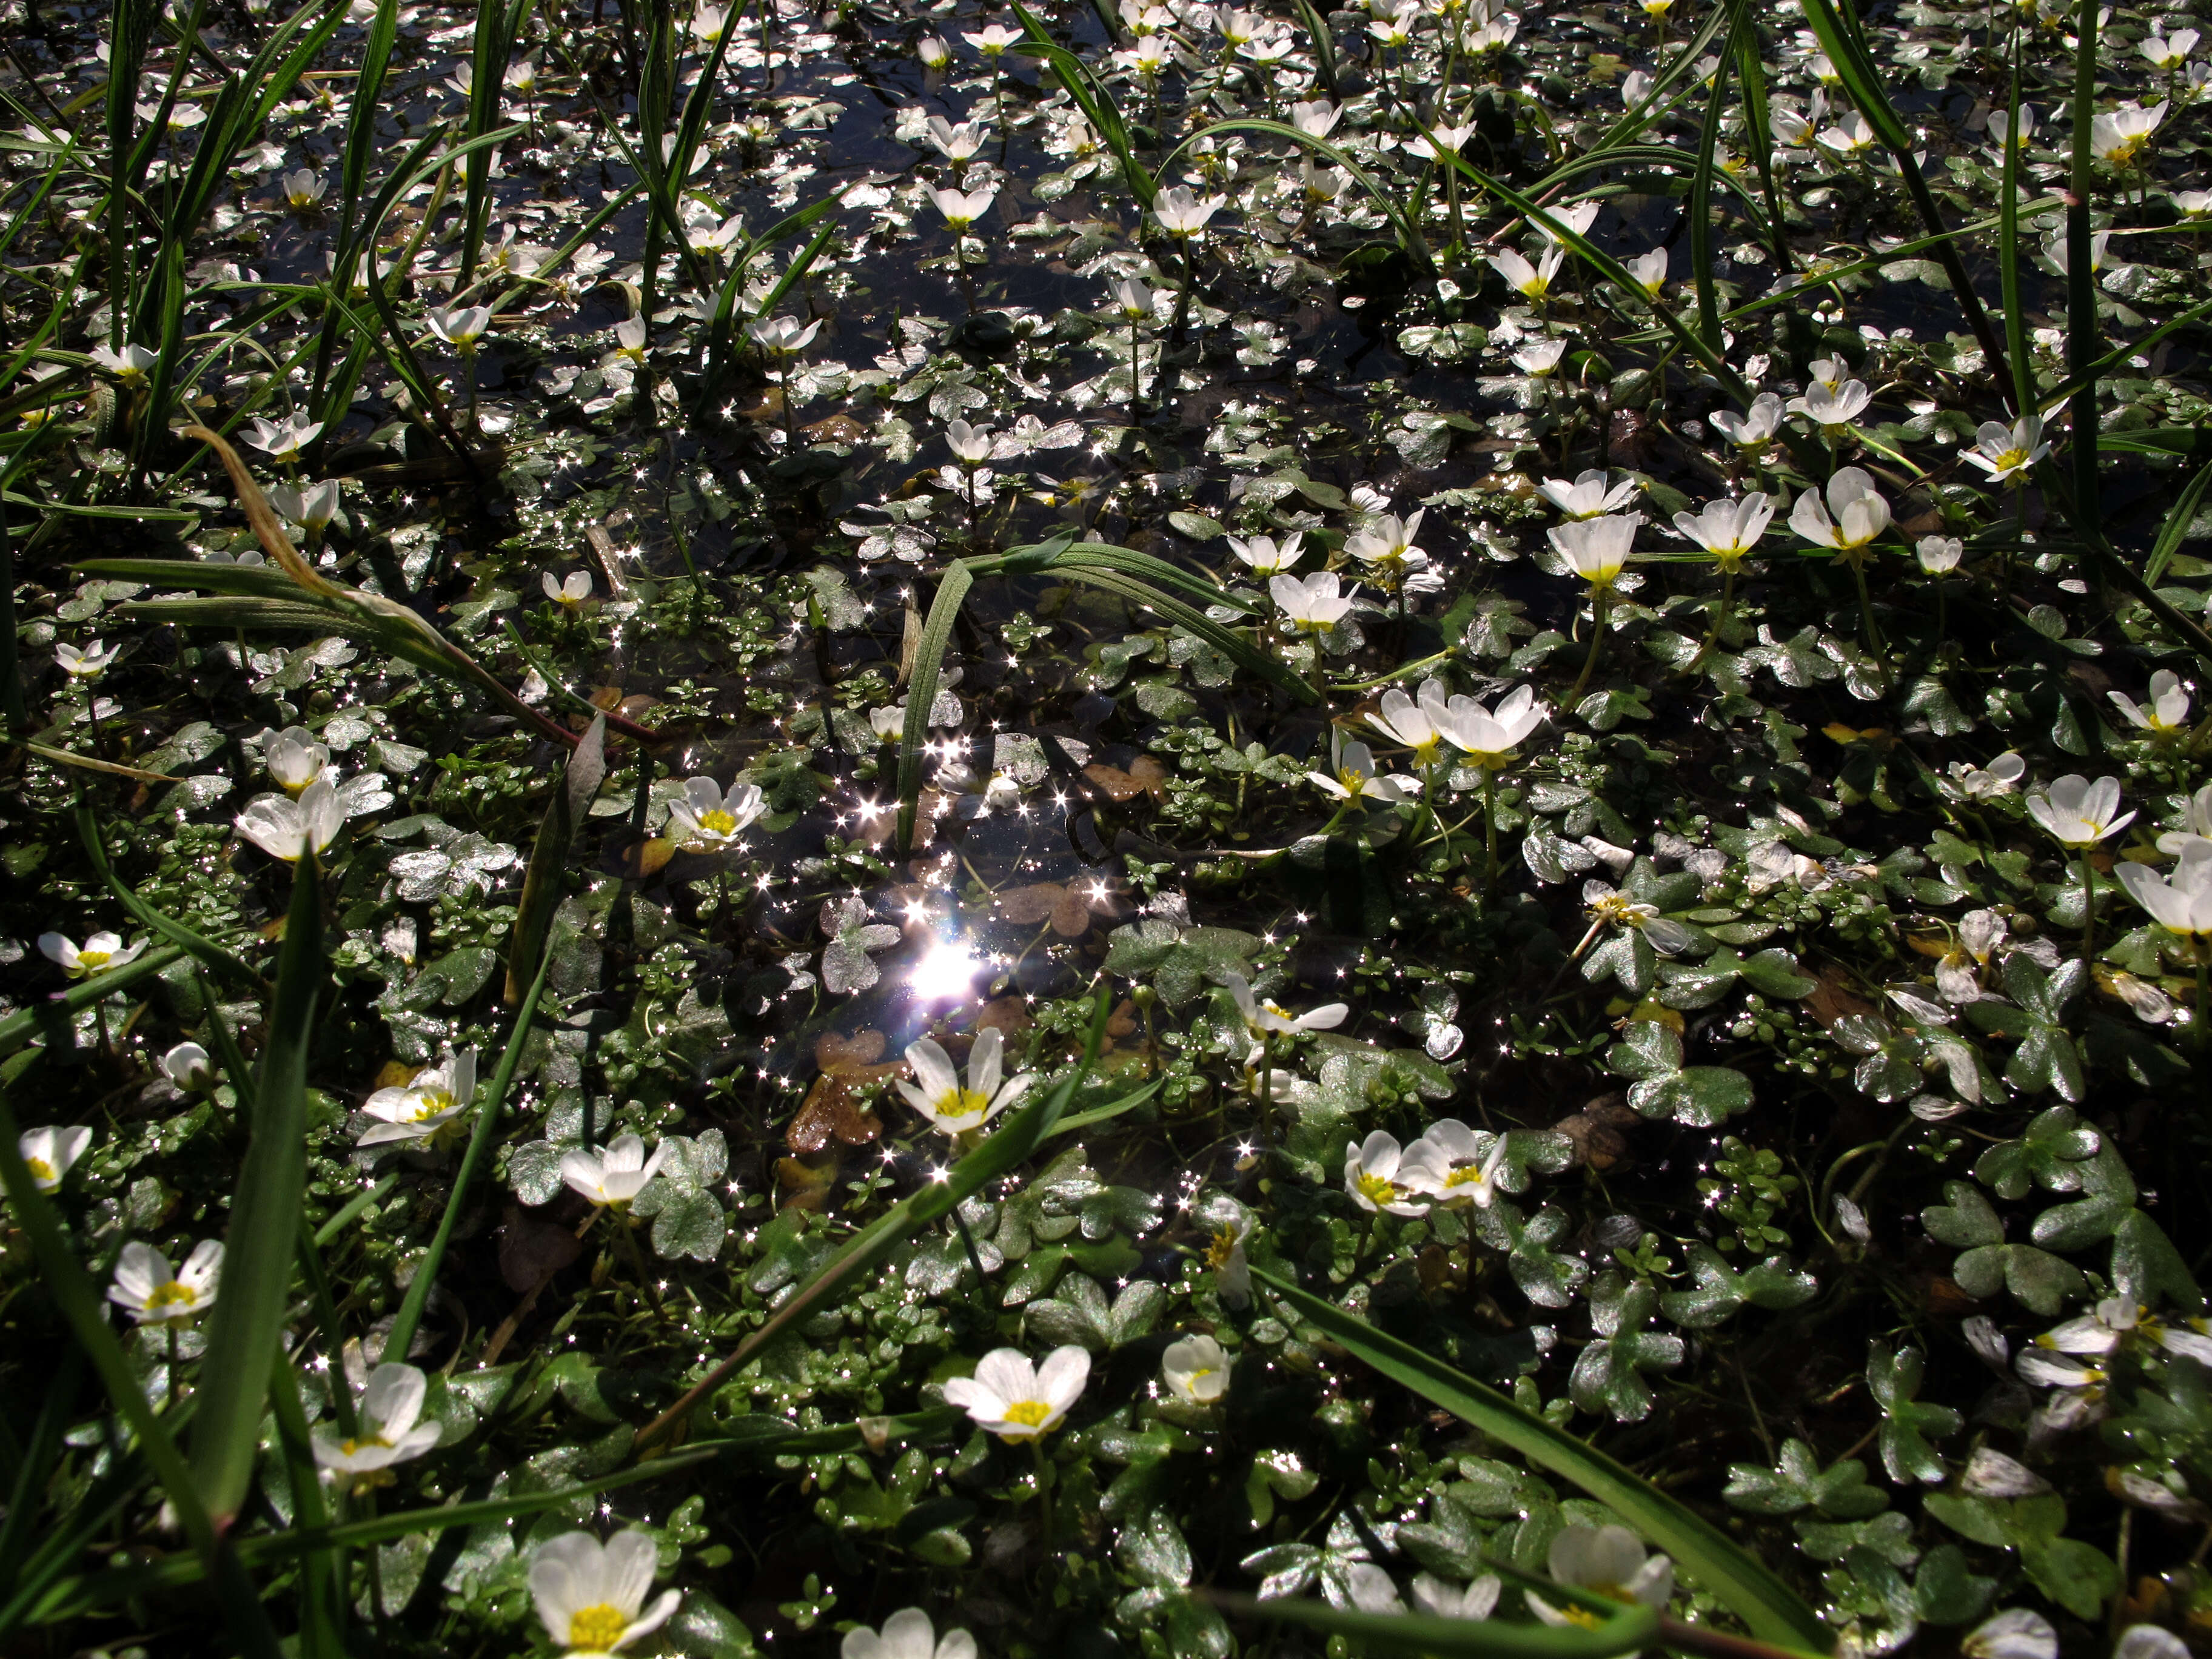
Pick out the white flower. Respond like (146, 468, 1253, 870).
(1513, 338, 1566, 375)
(427, 304, 491, 353)
(1161, 1333, 1233, 1401)
(896, 1027, 1033, 1135)
(360, 1050, 477, 1148)
(235, 777, 346, 861)
(748, 314, 823, 354)
(2037, 1296, 2212, 1365)
(1917, 535, 1963, 573)
(1621, 248, 1668, 299)
(2110, 670, 2190, 733)
(1672, 494, 1775, 569)
(1944, 751, 2026, 800)
(19, 1125, 92, 1190)
(1489, 244, 1565, 301)
(1709, 392, 1784, 451)
(2176, 189, 2212, 219)
(843, 1608, 979, 1659)
(2026, 774, 2133, 848)
(1789, 468, 1891, 553)
(1155, 185, 1226, 236)
(614, 315, 646, 362)
(2092, 101, 2166, 166)
(964, 21, 1023, 54)
(108, 1239, 223, 1326)
(1202, 1207, 1254, 1307)
(1344, 509, 1426, 572)
(1411, 1573, 1501, 1620)
(283, 168, 325, 208)
(1534, 201, 1601, 244)
(1785, 378, 1871, 426)
(1222, 971, 1348, 1042)
(1112, 276, 1156, 321)
(1270, 571, 1357, 632)
(1344, 1130, 1430, 1216)
(269, 478, 344, 534)
(1438, 685, 1549, 768)
(926, 115, 987, 163)
(667, 776, 765, 852)
(242, 414, 323, 460)
(1367, 679, 1454, 766)
(917, 33, 952, 67)
(1584, 879, 1692, 954)
(38, 930, 146, 979)
(1549, 514, 1640, 589)
(1962, 415, 2050, 484)
(1961, 1609, 2059, 1659)
(543, 570, 594, 607)
(1290, 99, 1342, 138)
(2115, 1628, 2191, 1659)
(560, 1134, 669, 1206)
(1529, 1526, 1674, 1625)
(2142, 30, 2200, 69)
(929, 186, 997, 232)
(1986, 104, 2034, 151)
(1399, 1119, 1509, 1208)
(943, 1346, 1089, 1440)
(90, 343, 159, 384)
(1227, 531, 1303, 575)
(529, 1530, 682, 1658)
(946, 418, 996, 464)
(692, 2, 729, 42)
(1815, 110, 1876, 156)
(1307, 734, 1418, 804)
(312, 1362, 443, 1485)
(163, 1042, 215, 1091)
(55, 638, 120, 679)
(266, 725, 330, 795)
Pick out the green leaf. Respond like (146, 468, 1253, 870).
(2020, 1538, 2120, 1620)
(508, 714, 605, 1002)
(1249, 1267, 1832, 1649)
(191, 858, 323, 1526)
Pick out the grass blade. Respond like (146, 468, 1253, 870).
(2144, 460, 2212, 588)
(1997, 23, 2032, 414)
(507, 714, 605, 1002)
(381, 951, 556, 1369)
(1689, 19, 1737, 352)
(635, 987, 1122, 1452)
(1172, 118, 1430, 272)
(2065, 0, 2098, 520)
(71, 794, 266, 990)
(1251, 1267, 1832, 1651)
(188, 855, 323, 1526)
(896, 556, 976, 856)
(0, 1094, 281, 1657)
(0, 942, 189, 1059)
(1792, 0, 2006, 376)
(1010, 0, 1157, 207)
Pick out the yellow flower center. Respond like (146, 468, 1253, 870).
(568, 1603, 632, 1652)
(1443, 1164, 1486, 1189)
(1557, 1606, 1606, 1630)
(402, 1088, 456, 1123)
(1354, 1170, 1401, 1205)
(697, 808, 739, 835)
(76, 950, 110, 974)
(2108, 136, 2145, 166)
(25, 1156, 55, 1182)
(934, 1087, 993, 1121)
(1000, 1398, 1054, 1429)
(1183, 1367, 1218, 1390)
(1992, 446, 2031, 472)
(146, 1281, 198, 1313)
(338, 1433, 395, 1456)
(1205, 1225, 1242, 1269)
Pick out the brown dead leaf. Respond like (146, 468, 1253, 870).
(997, 879, 1128, 937)
(786, 1074, 888, 1152)
(1083, 755, 1170, 802)
(622, 836, 676, 879)
(1803, 967, 1877, 1028)
(973, 997, 1034, 1039)
(805, 413, 869, 444)
(776, 1150, 838, 1212)
(1553, 1094, 1638, 1171)
(498, 1203, 586, 1292)
(1107, 999, 1139, 1039)
(816, 1029, 888, 1070)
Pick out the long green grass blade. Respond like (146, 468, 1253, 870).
(381, 951, 555, 1369)
(1689, 20, 1737, 352)
(189, 856, 323, 1525)
(1010, 0, 1157, 206)
(2145, 460, 2212, 588)
(1997, 24, 2033, 414)
(1173, 118, 1430, 271)
(896, 555, 976, 856)
(71, 796, 264, 990)
(0, 1093, 281, 1657)
(2065, 0, 2098, 520)
(1251, 1267, 1831, 1651)
(0, 942, 188, 1059)
(508, 716, 605, 1002)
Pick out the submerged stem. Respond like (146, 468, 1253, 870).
(1567, 587, 1610, 707)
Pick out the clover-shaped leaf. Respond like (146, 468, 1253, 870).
(819, 896, 903, 995)
(1569, 1272, 1684, 1422)
(1868, 1341, 1962, 1484)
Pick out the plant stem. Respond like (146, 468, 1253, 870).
(1567, 587, 1609, 707)
(612, 1208, 666, 1319)
(1030, 1437, 1055, 1549)
(2080, 853, 2097, 963)
(1483, 765, 1500, 896)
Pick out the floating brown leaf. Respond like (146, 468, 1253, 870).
(997, 878, 1128, 937)
(497, 1203, 586, 1292)
(973, 997, 1034, 1039)
(1082, 754, 1170, 802)
(1803, 967, 1877, 1028)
